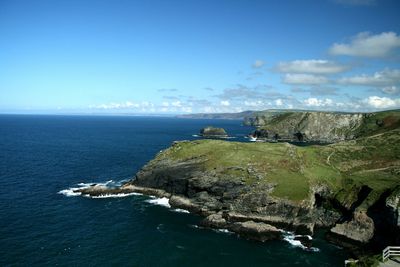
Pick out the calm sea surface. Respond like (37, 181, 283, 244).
(0, 115, 348, 266)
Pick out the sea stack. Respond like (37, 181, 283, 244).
(199, 126, 228, 138)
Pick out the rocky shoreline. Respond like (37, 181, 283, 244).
(76, 109, 400, 261)
(77, 183, 314, 245)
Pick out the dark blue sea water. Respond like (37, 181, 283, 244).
(0, 115, 348, 266)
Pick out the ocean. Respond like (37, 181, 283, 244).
(0, 115, 348, 266)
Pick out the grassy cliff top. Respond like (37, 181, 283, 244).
(157, 129, 399, 204)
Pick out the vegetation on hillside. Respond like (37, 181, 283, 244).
(157, 128, 400, 206)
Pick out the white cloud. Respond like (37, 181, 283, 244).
(363, 96, 400, 109)
(181, 106, 192, 113)
(338, 69, 400, 87)
(329, 32, 400, 58)
(276, 60, 348, 74)
(244, 100, 264, 107)
(89, 101, 141, 109)
(303, 98, 334, 107)
(283, 74, 329, 85)
(220, 100, 230, 106)
(162, 101, 169, 107)
(141, 101, 154, 107)
(171, 101, 182, 107)
(252, 60, 265, 68)
(300, 96, 400, 111)
(275, 99, 284, 106)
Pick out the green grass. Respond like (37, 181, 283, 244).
(155, 128, 400, 205)
(355, 109, 400, 137)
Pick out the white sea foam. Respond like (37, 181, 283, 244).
(58, 183, 92, 197)
(77, 182, 94, 187)
(146, 197, 171, 208)
(58, 188, 82, 197)
(283, 232, 320, 252)
(91, 192, 143, 198)
(213, 228, 233, 234)
(192, 134, 199, 137)
(172, 208, 190, 213)
(58, 179, 133, 198)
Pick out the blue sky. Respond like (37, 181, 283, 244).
(1, 0, 400, 114)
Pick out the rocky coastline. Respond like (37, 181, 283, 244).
(77, 109, 400, 260)
(78, 138, 399, 254)
(78, 183, 312, 243)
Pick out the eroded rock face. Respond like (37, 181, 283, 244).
(387, 190, 400, 245)
(246, 112, 365, 142)
(76, 131, 400, 250)
(130, 154, 319, 235)
(328, 211, 375, 246)
(77, 160, 397, 250)
(386, 187, 400, 230)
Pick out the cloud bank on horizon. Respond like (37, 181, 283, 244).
(0, 0, 399, 114)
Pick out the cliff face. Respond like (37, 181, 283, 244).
(132, 151, 321, 235)
(244, 110, 400, 142)
(78, 109, 400, 251)
(126, 129, 400, 248)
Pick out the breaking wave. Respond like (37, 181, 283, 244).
(58, 180, 133, 198)
(213, 228, 233, 234)
(283, 232, 319, 252)
(91, 192, 143, 198)
(173, 208, 190, 213)
(146, 197, 171, 208)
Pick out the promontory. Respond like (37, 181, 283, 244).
(79, 109, 400, 259)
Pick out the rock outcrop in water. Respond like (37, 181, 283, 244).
(199, 126, 228, 138)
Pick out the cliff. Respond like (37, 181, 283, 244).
(78, 109, 400, 253)
(76, 127, 396, 250)
(245, 110, 400, 142)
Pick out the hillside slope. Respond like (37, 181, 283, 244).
(120, 128, 399, 249)
(245, 110, 400, 142)
(78, 109, 400, 252)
